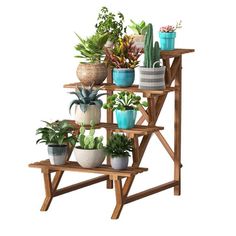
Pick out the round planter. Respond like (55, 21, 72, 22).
(104, 40, 114, 48)
(159, 32, 176, 50)
(47, 144, 67, 165)
(76, 63, 108, 85)
(139, 66, 166, 90)
(115, 109, 137, 129)
(75, 104, 101, 125)
(113, 68, 134, 87)
(132, 35, 145, 49)
(111, 156, 129, 170)
(74, 147, 105, 168)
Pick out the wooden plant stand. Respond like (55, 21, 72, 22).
(29, 49, 194, 219)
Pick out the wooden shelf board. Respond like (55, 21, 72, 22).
(160, 49, 195, 59)
(29, 160, 148, 177)
(67, 120, 164, 135)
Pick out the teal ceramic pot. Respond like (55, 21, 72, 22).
(115, 109, 137, 129)
(159, 32, 176, 50)
(113, 68, 134, 87)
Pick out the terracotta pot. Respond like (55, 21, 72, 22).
(74, 147, 106, 168)
(76, 63, 108, 85)
(75, 104, 101, 125)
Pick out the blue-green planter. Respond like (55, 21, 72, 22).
(115, 109, 137, 129)
(159, 32, 176, 50)
(113, 68, 134, 87)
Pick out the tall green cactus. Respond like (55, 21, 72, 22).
(144, 23, 161, 68)
(78, 121, 104, 149)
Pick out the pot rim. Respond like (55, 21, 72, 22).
(75, 146, 104, 150)
(48, 144, 67, 147)
(113, 68, 134, 71)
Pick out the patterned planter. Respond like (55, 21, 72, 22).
(159, 32, 176, 50)
(113, 68, 134, 87)
(76, 63, 108, 85)
(139, 66, 166, 90)
(47, 145, 67, 165)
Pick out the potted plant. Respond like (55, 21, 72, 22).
(36, 120, 77, 165)
(103, 91, 147, 129)
(69, 83, 107, 125)
(74, 121, 105, 168)
(105, 35, 142, 87)
(128, 19, 148, 49)
(95, 6, 126, 47)
(159, 21, 182, 50)
(106, 134, 133, 170)
(75, 32, 109, 85)
(139, 23, 166, 90)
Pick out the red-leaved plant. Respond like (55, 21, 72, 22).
(105, 35, 142, 69)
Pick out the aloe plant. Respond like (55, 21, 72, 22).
(75, 32, 109, 63)
(128, 20, 148, 35)
(78, 121, 104, 149)
(69, 84, 107, 113)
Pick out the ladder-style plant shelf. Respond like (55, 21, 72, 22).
(29, 48, 194, 219)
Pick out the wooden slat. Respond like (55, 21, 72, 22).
(29, 160, 148, 178)
(125, 180, 179, 204)
(54, 175, 109, 197)
(160, 49, 194, 59)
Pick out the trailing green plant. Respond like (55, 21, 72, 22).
(69, 83, 107, 113)
(144, 23, 161, 68)
(75, 32, 109, 63)
(105, 35, 142, 68)
(106, 133, 133, 157)
(36, 120, 77, 146)
(128, 19, 148, 35)
(95, 6, 126, 43)
(78, 121, 104, 149)
(103, 91, 148, 111)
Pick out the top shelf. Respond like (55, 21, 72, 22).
(160, 49, 194, 59)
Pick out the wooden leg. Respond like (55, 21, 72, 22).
(40, 169, 53, 211)
(174, 56, 182, 195)
(111, 178, 124, 219)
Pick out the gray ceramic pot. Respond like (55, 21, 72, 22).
(47, 144, 67, 165)
(111, 156, 129, 170)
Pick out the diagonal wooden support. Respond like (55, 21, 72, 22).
(41, 169, 53, 211)
(40, 143, 74, 211)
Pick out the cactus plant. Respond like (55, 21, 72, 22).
(144, 23, 161, 68)
(78, 121, 104, 150)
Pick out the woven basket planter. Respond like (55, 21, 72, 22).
(139, 66, 166, 90)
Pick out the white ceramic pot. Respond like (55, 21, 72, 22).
(111, 156, 129, 170)
(75, 104, 101, 125)
(132, 35, 145, 49)
(104, 40, 114, 48)
(74, 147, 106, 168)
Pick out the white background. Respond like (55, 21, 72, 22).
(0, 0, 235, 235)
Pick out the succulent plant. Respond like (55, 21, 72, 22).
(103, 91, 148, 111)
(69, 83, 107, 113)
(75, 32, 109, 63)
(78, 121, 104, 149)
(105, 35, 142, 68)
(144, 23, 161, 68)
(36, 120, 77, 146)
(95, 6, 126, 43)
(159, 20, 182, 32)
(128, 19, 148, 35)
(106, 133, 133, 157)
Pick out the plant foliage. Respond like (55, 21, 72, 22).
(36, 120, 77, 146)
(69, 83, 107, 113)
(105, 35, 142, 68)
(75, 32, 109, 63)
(106, 133, 133, 157)
(95, 6, 126, 43)
(128, 19, 148, 35)
(103, 91, 148, 111)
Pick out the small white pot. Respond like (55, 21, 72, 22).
(104, 40, 114, 48)
(132, 34, 145, 49)
(74, 147, 106, 168)
(111, 156, 129, 170)
(75, 104, 101, 125)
